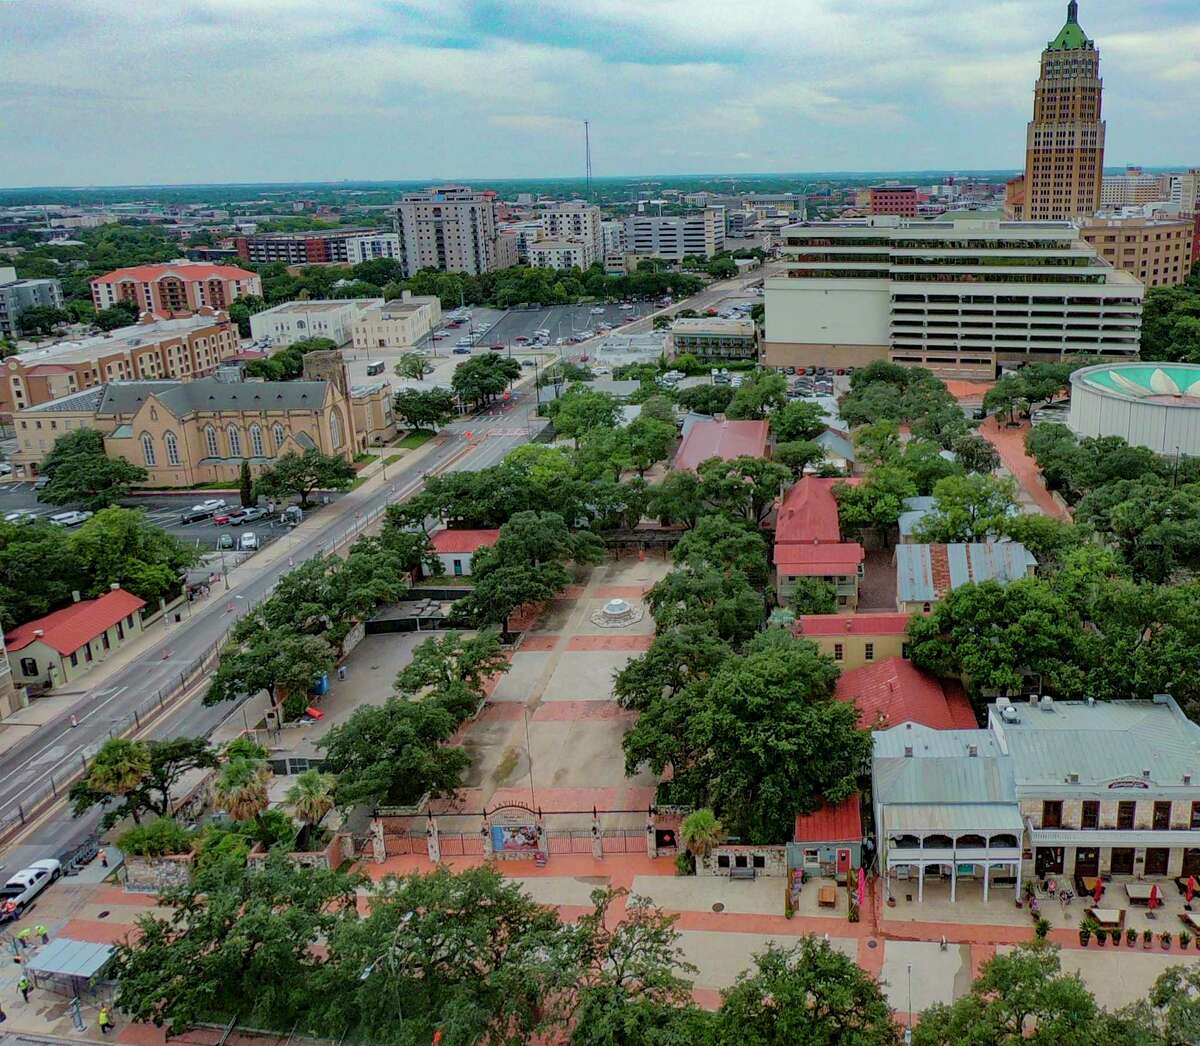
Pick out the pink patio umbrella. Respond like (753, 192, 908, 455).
(1149, 883, 1161, 912)
(1187, 876, 1197, 904)
(857, 867, 866, 909)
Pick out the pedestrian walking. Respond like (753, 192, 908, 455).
(34, 924, 48, 945)
(18, 975, 30, 1003)
(98, 848, 108, 868)
(98, 1005, 113, 1035)
(15, 927, 30, 949)
(0, 999, 7, 1022)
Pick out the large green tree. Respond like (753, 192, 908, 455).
(394, 629, 509, 698)
(673, 514, 770, 588)
(771, 400, 826, 443)
(38, 428, 148, 511)
(394, 387, 457, 431)
(68, 506, 197, 603)
(253, 448, 356, 509)
(697, 455, 791, 525)
(912, 474, 1019, 544)
(726, 371, 787, 420)
(547, 386, 622, 446)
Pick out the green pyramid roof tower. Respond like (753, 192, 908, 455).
(1048, 0, 1092, 50)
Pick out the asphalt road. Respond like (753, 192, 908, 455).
(0, 392, 544, 871)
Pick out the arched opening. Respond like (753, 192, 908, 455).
(140, 432, 157, 467)
(165, 431, 180, 466)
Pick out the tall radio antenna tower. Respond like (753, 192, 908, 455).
(584, 120, 593, 199)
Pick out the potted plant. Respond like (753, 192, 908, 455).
(1111, 926, 1120, 947)
(1095, 928, 1107, 946)
(1180, 929, 1192, 950)
(1079, 926, 1091, 946)
(1144, 929, 1154, 950)
(1162, 931, 1173, 950)
(1126, 928, 1137, 947)
(1035, 917, 1051, 941)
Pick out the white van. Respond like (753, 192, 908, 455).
(238, 531, 260, 552)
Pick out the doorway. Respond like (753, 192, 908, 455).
(1035, 847, 1064, 877)
(1145, 848, 1170, 877)
(1183, 849, 1200, 878)
(1075, 848, 1100, 878)
(1110, 848, 1135, 876)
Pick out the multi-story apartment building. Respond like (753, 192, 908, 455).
(763, 217, 1144, 379)
(540, 202, 603, 258)
(501, 220, 546, 261)
(344, 232, 402, 265)
(1168, 170, 1200, 216)
(233, 228, 377, 266)
(350, 292, 442, 350)
(495, 232, 519, 270)
(1023, 1, 1106, 220)
(1078, 216, 1195, 288)
(623, 209, 725, 261)
(1, 311, 241, 422)
(1100, 166, 1170, 209)
(393, 185, 503, 276)
(870, 185, 920, 218)
(668, 317, 757, 360)
(601, 220, 625, 255)
(249, 299, 378, 348)
(91, 263, 260, 317)
(873, 693, 1200, 904)
(528, 239, 595, 271)
(0, 268, 63, 338)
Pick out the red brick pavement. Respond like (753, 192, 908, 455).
(518, 634, 561, 651)
(979, 415, 1070, 520)
(567, 634, 654, 651)
(593, 585, 652, 599)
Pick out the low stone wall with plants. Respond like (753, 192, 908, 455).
(124, 853, 194, 893)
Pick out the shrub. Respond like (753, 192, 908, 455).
(1144, 929, 1154, 945)
(1126, 928, 1137, 946)
(1095, 928, 1107, 946)
(117, 817, 193, 857)
(674, 850, 695, 876)
(1161, 931, 1173, 948)
(1180, 929, 1192, 949)
(1078, 927, 1091, 946)
(1034, 917, 1051, 940)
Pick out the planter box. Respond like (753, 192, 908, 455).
(247, 832, 348, 872)
(124, 852, 194, 893)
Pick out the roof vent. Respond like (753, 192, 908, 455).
(1068, 772, 1079, 783)
(1143, 768, 1151, 779)
(968, 744, 978, 757)
(999, 705, 1021, 725)
(33, 628, 44, 638)
(1040, 695, 1054, 710)
(1185, 773, 1192, 785)
(1086, 696, 1095, 707)
(904, 746, 913, 758)
(110, 582, 120, 591)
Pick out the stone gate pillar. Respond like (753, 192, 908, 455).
(369, 818, 386, 864)
(426, 814, 441, 864)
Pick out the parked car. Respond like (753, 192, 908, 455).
(0, 462, 12, 475)
(180, 507, 214, 524)
(281, 505, 303, 527)
(4, 510, 37, 524)
(191, 499, 226, 514)
(216, 533, 235, 551)
(238, 531, 259, 552)
(240, 506, 268, 523)
(212, 511, 235, 525)
(521, 358, 536, 367)
(49, 511, 93, 527)
(590, 306, 605, 315)
(0, 859, 61, 923)
(452, 346, 471, 355)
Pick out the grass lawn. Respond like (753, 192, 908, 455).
(395, 431, 435, 449)
(383, 454, 404, 466)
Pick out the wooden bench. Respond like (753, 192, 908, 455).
(729, 865, 756, 881)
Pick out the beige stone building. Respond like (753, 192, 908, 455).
(1023, 2, 1106, 221)
(394, 185, 504, 275)
(2, 311, 241, 422)
(1078, 216, 1194, 288)
(0, 632, 22, 719)
(6, 588, 146, 691)
(351, 381, 398, 446)
(350, 292, 441, 352)
(11, 370, 363, 486)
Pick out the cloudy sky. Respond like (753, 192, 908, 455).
(2, 0, 1198, 187)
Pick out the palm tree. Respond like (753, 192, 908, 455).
(213, 756, 270, 823)
(285, 769, 335, 830)
(86, 739, 152, 822)
(681, 808, 722, 861)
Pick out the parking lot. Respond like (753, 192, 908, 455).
(0, 482, 341, 555)
(483, 302, 656, 349)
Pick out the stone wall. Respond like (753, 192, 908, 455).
(703, 844, 788, 877)
(124, 853, 194, 893)
(246, 832, 349, 872)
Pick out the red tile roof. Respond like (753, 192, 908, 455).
(429, 528, 501, 554)
(794, 795, 862, 843)
(834, 656, 977, 731)
(91, 263, 258, 284)
(6, 589, 146, 656)
(774, 543, 864, 575)
(797, 613, 913, 637)
(673, 419, 769, 471)
(775, 476, 860, 545)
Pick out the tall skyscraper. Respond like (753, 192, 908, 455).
(1023, 1, 1106, 220)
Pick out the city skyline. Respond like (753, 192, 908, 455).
(2, 0, 1198, 188)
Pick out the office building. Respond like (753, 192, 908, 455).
(350, 292, 442, 351)
(870, 185, 920, 218)
(502, 220, 546, 261)
(601, 220, 626, 255)
(0, 268, 64, 339)
(249, 299, 378, 348)
(541, 202, 603, 257)
(234, 228, 377, 266)
(1023, 1, 1106, 220)
(344, 232, 403, 265)
(1168, 170, 1200, 216)
(528, 239, 595, 271)
(1078, 216, 1194, 287)
(668, 317, 757, 360)
(1, 311, 241, 421)
(91, 262, 260, 318)
(763, 217, 1144, 379)
(10, 369, 371, 486)
(1100, 166, 1170, 209)
(393, 185, 504, 276)
(623, 208, 725, 261)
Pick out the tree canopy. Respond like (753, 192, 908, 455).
(39, 428, 149, 511)
(254, 448, 356, 508)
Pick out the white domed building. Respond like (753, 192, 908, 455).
(1068, 362, 1200, 456)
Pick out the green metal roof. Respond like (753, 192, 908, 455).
(1048, 1, 1091, 51)
(1073, 363, 1200, 402)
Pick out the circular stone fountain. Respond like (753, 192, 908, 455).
(590, 597, 645, 628)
